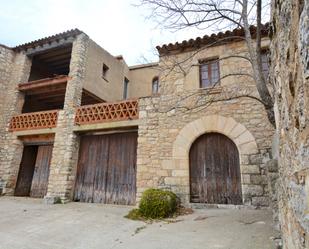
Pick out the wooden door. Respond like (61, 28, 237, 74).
(189, 133, 242, 204)
(30, 145, 53, 198)
(74, 132, 137, 205)
(15, 146, 38, 196)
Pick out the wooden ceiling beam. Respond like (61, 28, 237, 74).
(42, 52, 71, 63)
(34, 93, 66, 101)
(19, 76, 69, 92)
(36, 48, 72, 59)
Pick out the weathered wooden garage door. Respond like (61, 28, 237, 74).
(30, 145, 53, 198)
(189, 133, 242, 204)
(15, 146, 38, 196)
(15, 144, 53, 198)
(74, 131, 137, 205)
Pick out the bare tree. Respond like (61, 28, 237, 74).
(138, 0, 275, 127)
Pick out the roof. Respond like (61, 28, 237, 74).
(129, 62, 159, 70)
(0, 43, 12, 50)
(13, 29, 83, 52)
(156, 23, 270, 55)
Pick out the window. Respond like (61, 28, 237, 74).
(152, 77, 159, 95)
(102, 63, 109, 79)
(199, 59, 220, 88)
(261, 51, 269, 80)
(123, 77, 129, 99)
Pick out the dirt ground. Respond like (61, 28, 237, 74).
(0, 197, 279, 249)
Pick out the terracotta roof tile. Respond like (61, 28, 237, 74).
(13, 29, 83, 51)
(156, 23, 270, 55)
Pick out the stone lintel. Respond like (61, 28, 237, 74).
(73, 119, 140, 132)
(13, 128, 57, 136)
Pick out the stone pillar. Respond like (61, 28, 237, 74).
(45, 33, 89, 203)
(0, 50, 31, 195)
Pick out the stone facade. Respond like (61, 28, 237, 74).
(136, 38, 274, 206)
(271, 0, 309, 248)
(0, 28, 274, 209)
(137, 89, 274, 206)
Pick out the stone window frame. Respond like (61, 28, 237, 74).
(198, 57, 220, 88)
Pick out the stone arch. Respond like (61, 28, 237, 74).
(171, 115, 259, 204)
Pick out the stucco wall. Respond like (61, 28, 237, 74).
(83, 39, 128, 102)
(129, 64, 160, 98)
(83, 40, 160, 102)
(271, 0, 309, 248)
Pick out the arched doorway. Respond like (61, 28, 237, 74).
(189, 132, 242, 204)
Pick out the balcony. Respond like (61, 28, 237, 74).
(75, 99, 139, 125)
(9, 110, 59, 132)
(9, 99, 139, 133)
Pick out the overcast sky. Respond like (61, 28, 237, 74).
(0, 0, 213, 66)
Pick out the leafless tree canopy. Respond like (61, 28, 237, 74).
(138, 0, 275, 127)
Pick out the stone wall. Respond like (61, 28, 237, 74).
(45, 33, 90, 203)
(137, 88, 274, 206)
(135, 38, 274, 206)
(271, 0, 309, 248)
(0, 45, 14, 193)
(0, 46, 31, 194)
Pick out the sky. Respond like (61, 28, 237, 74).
(0, 0, 211, 66)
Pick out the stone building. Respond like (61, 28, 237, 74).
(0, 25, 274, 207)
(271, 0, 309, 248)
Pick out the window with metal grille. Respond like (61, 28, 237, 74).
(199, 59, 220, 88)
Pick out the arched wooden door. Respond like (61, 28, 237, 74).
(189, 133, 242, 204)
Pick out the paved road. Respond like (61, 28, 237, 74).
(0, 197, 278, 249)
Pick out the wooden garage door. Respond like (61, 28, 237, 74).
(74, 132, 137, 205)
(15, 144, 53, 198)
(15, 146, 38, 196)
(189, 133, 242, 204)
(30, 145, 53, 198)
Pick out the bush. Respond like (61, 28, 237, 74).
(139, 188, 178, 219)
(124, 208, 144, 220)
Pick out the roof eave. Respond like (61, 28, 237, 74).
(13, 29, 84, 52)
(156, 23, 270, 56)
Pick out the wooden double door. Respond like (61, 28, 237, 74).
(15, 144, 53, 198)
(74, 131, 137, 205)
(189, 133, 242, 204)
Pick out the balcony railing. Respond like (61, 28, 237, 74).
(9, 110, 59, 132)
(75, 99, 139, 125)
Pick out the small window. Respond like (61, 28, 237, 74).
(152, 77, 159, 95)
(102, 63, 109, 79)
(123, 77, 129, 99)
(199, 59, 220, 88)
(261, 51, 269, 80)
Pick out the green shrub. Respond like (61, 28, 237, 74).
(139, 188, 178, 219)
(124, 208, 143, 220)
